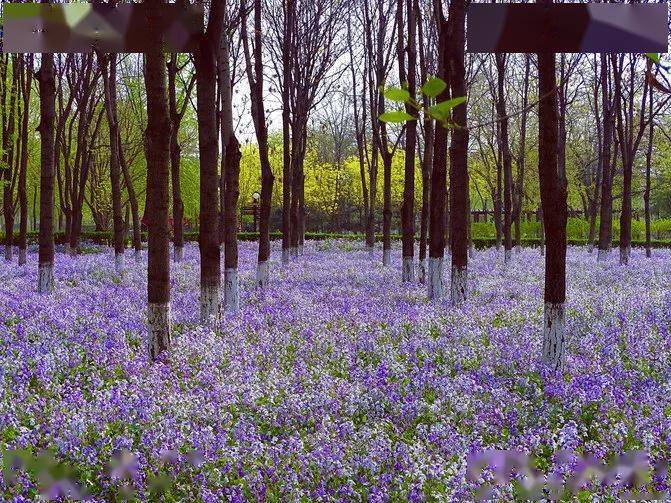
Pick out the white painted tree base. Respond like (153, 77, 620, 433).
(450, 265, 467, 305)
(597, 248, 609, 262)
(418, 259, 427, 284)
(542, 302, 565, 372)
(147, 302, 171, 360)
(114, 253, 125, 274)
(256, 261, 269, 289)
(619, 246, 630, 265)
(18, 248, 27, 266)
(224, 268, 239, 313)
(200, 284, 221, 326)
(468, 245, 474, 259)
(5, 245, 12, 262)
(401, 257, 415, 282)
(173, 246, 184, 262)
(427, 257, 443, 300)
(38, 263, 55, 294)
(382, 249, 391, 267)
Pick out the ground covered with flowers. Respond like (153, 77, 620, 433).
(1, 241, 670, 500)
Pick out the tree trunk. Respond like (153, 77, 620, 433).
(37, 53, 56, 294)
(242, 0, 275, 287)
(281, 0, 295, 264)
(18, 55, 32, 266)
(514, 55, 530, 253)
(644, 73, 653, 258)
(195, 1, 224, 325)
(597, 54, 613, 262)
(448, 0, 468, 305)
(223, 136, 241, 312)
(3, 55, 19, 262)
(538, 5, 568, 372)
(495, 54, 513, 265)
(167, 54, 185, 263)
(118, 130, 142, 259)
(398, 0, 416, 282)
(145, 0, 172, 360)
(101, 52, 125, 272)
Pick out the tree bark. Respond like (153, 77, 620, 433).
(398, 0, 416, 282)
(101, 52, 125, 272)
(514, 55, 530, 253)
(242, 0, 275, 287)
(427, 8, 448, 300)
(538, 2, 568, 372)
(195, 0, 225, 324)
(37, 53, 56, 294)
(448, 0, 468, 305)
(18, 55, 33, 266)
(644, 70, 653, 258)
(597, 54, 613, 262)
(2, 56, 19, 262)
(495, 54, 513, 265)
(145, 0, 172, 360)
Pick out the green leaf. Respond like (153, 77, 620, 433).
(383, 87, 410, 103)
(645, 53, 661, 64)
(379, 111, 415, 123)
(421, 77, 447, 98)
(428, 96, 467, 121)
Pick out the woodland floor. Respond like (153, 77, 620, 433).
(1, 241, 670, 500)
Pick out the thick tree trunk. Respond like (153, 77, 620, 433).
(37, 53, 56, 294)
(448, 0, 468, 305)
(145, 0, 172, 360)
(398, 0, 416, 282)
(597, 55, 613, 261)
(223, 136, 241, 312)
(101, 53, 125, 272)
(538, 8, 568, 371)
(195, 9, 223, 325)
(428, 53, 447, 305)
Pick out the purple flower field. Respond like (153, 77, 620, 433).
(1, 241, 670, 500)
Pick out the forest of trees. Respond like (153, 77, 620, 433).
(0, 0, 670, 370)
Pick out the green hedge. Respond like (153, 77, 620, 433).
(2, 230, 670, 249)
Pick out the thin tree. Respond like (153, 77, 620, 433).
(644, 63, 654, 258)
(513, 55, 530, 253)
(1, 55, 19, 261)
(495, 53, 513, 264)
(242, 0, 275, 287)
(587, 55, 602, 252)
(37, 52, 56, 294)
(18, 55, 33, 266)
(538, 0, 568, 371)
(597, 54, 613, 261)
(145, 0, 172, 359)
(167, 54, 195, 263)
(100, 52, 126, 272)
